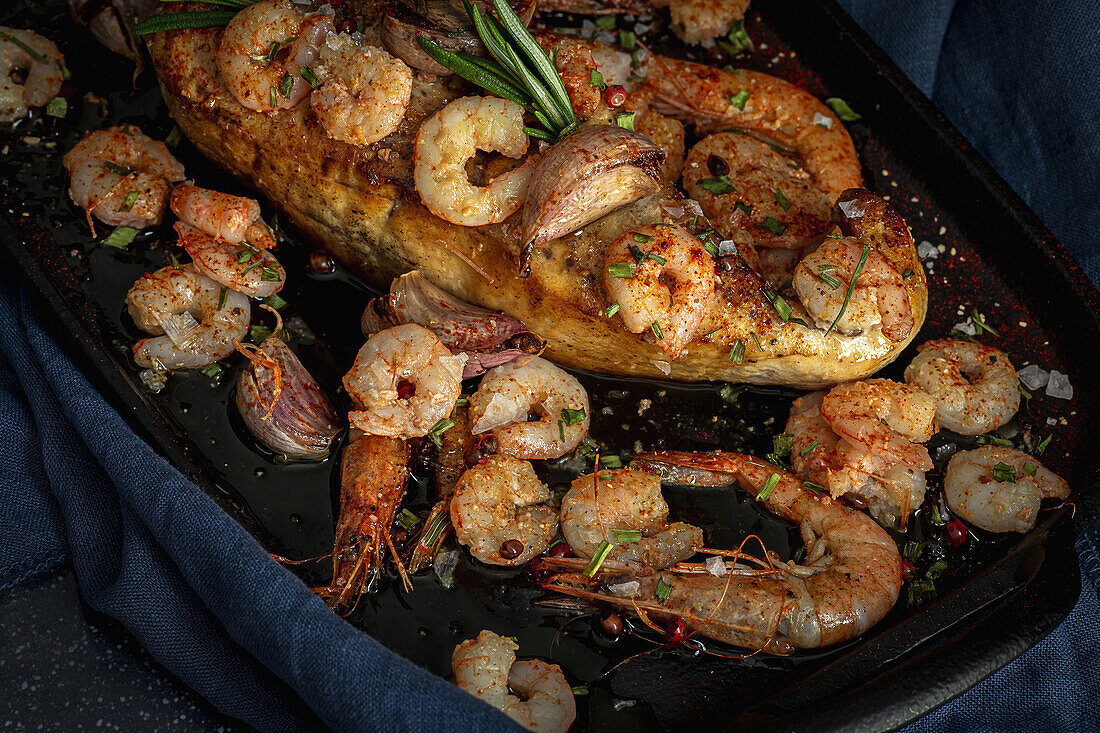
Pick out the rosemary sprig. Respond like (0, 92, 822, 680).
(133, 9, 239, 35)
(417, 0, 578, 141)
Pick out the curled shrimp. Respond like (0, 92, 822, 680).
(904, 339, 1021, 436)
(651, 0, 750, 45)
(215, 1, 332, 113)
(792, 237, 913, 342)
(414, 96, 538, 226)
(468, 356, 590, 460)
(787, 390, 927, 527)
(547, 451, 903, 653)
(0, 27, 65, 122)
(535, 33, 601, 119)
(343, 324, 466, 438)
(452, 630, 575, 733)
(603, 223, 715, 359)
(126, 265, 250, 370)
(62, 125, 186, 230)
(683, 131, 832, 249)
(170, 184, 276, 248)
(636, 58, 861, 206)
(820, 379, 936, 471)
(310, 32, 413, 146)
(944, 446, 1069, 533)
(450, 455, 559, 566)
(560, 469, 703, 568)
(175, 222, 286, 298)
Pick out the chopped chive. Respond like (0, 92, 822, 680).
(396, 508, 420, 532)
(977, 435, 1013, 448)
(455, 396, 469, 407)
(719, 383, 740, 404)
(268, 86, 277, 108)
(650, 321, 663, 340)
(774, 188, 792, 211)
(558, 419, 565, 442)
(102, 226, 139, 249)
(824, 97, 861, 122)
(611, 528, 642, 543)
(45, 96, 67, 118)
(902, 541, 924, 563)
(0, 31, 48, 63)
(931, 504, 944, 525)
(618, 30, 636, 50)
(761, 216, 787, 235)
(300, 65, 320, 89)
(589, 68, 604, 88)
(798, 439, 821, 457)
(766, 291, 794, 322)
(992, 462, 1017, 483)
(199, 363, 223, 380)
(262, 293, 287, 310)
(766, 433, 794, 467)
(729, 90, 750, 110)
(277, 72, 293, 99)
(698, 175, 736, 195)
(1035, 434, 1053, 455)
(251, 324, 272, 343)
(599, 455, 622, 469)
(750, 333, 763, 350)
(970, 307, 1000, 337)
(427, 417, 456, 448)
(165, 125, 183, 147)
(724, 18, 753, 55)
(728, 338, 745, 364)
(572, 685, 590, 696)
(818, 268, 844, 290)
(104, 161, 134, 176)
(803, 480, 827, 495)
(583, 540, 614, 576)
(560, 407, 586, 425)
(596, 16, 616, 30)
(117, 190, 140, 213)
(605, 302, 620, 317)
(608, 262, 635, 278)
(217, 286, 228, 310)
(615, 111, 636, 130)
(733, 200, 753, 216)
(825, 245, 869, 336)
(1023, 462, 1037, 476)
(653, 577, 672, 603)
(701, 326, 724, 338)
(756, 472, 780, 501)
(632, 232, 654, 243)
(1018, 384, 1032, 402)
(259, 265, 282, 282)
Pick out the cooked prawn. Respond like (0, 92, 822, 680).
(904, 339, 1021, 436)
(310, 32, 413, 146)
(603, 223, 716, 359)
(170, 184, 276, 248)
(468, 356, 589, 460)
(787, 390, 927, 527)
(450, 455, 558, 566)
(792, 238, 914, 342)
(126, 265, 250, 370)
(175, 222, 286, 298)
(560, 469, 703, 568)
(0, 27, 65, 122)
(651, 0, 751, 45)
(536, 33, 601, 119)
(944, 446, 1069, 533)
(546, 451, 903, 653)
(62, 125, 186, 230)
(343, 324, 466, 438)
(683, 132, 833, 249)
(215, 1, 332, 113)
(452, 630, 575, 733)
(634, 109, 686, 183)
(414, 96, 538, 226)
(820, 379, 936, 471)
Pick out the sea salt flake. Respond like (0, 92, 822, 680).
(812, 111, 833, 128)
(837, 199, 865, 218)
(718, 239, 738, 256)
(433, 550, 461, 589)
(951, 320, 977, 336)
(916, 241, 939, 259)
(705, 556, 727, 576)
(607, 580, 640, 597)
(1046, 370, 1073, 400)
(654, 360, 671, 375)
(1017, 364, 1050, 390)
(1046, 417, 1058, 426)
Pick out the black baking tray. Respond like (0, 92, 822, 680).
(2, 0, 1099, 730)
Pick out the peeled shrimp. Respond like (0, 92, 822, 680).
(651, 0, 750, 45)
(452, 631, 575, 733)
(414, 96, 538, 226)
(126, 265, 250, 370)
(820, 379, 936, 471)
(0, 27, 65, 122)
(535, 33, 601, 119)
(175, 222, 286, 298)
(343, 324, 466, 438)
(310, 32, 412, 146)
(450, 455, 558, 566)
(560, 469, 702, 568)
(215, 1, 332, 113)
(792, 238, 914, 342)
(683, 132, 832, 249)
(904, 339, 1021, 436)
(170, 184, 276, 248)
(548, 451, 903, 653)
(62, 125, 186, 229)
(468, 357, 590, 460)
(603, 223, 715, 359)
(787, 390, 927, 527)
(944, 446, 1069, 533)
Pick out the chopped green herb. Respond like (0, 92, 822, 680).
(117, 190, 140, 213)
(802, 480, 827, 495)
(925, 560, 948, 581)
(824, 97, 861, 122)
(589, 68, 604, 88)
(773, 188, 792, 211)
(0, 31, 48, 63)
(901, 268, 914, 280)
(396, 508, 420, 532)
(969, 307, 999, 337)
(104, 161, 134, 176)
(719, 383, 741, 405)
(561, 407, 586, 425)
(572, 685, 590, 696)
(599, 455, 622, 469)
(729, 90, 750, 110)
(596, 15, 616, 30)
(750, 332, 763, 350)
(607, 262, 635, 278)
(825, 245, 869, 336)
(1018, 384, 1032, 402)
(605, 302, 620, 317)
(698, 175, 737, 195)
(455, 396, 469, 407)
(45, 96, 67, 118)
(199, 363, 223, 380)
(558, 420, 565, 442)
(756, 472, 780, 501)
(619, 30, 636, 50)
(931, 504, 944, 524)
(799, 439, 821, 457)
(817, 266, 843, 290)
(728, 339, 745, 364)
(102, 226, 139, 249)
(611, 528, 641, 543)
(583, 540, 614, 577)
(733, 200, 753, 216)
(217, 286, 228, 310)
(269, 85, 277, 109)
(165, 125, 183, 147)
(250, 324, 272, 343)
(262, 293, 287, 310)
(1023, 462, 1037, 476)
(767, 433, 794, 467)
(724, 18, 753, 55)
(259, 265, 282, 282)
(761, 216, 787, 235)
(992, 462, 1017, 483)
(1035, 434, 1053, 455)
(427, 417, 456, 448)
(632, 232, 654, 244)
(902, 540, 924, 563)
(949, 328, 978, 343)
(766, 290, 795, 322)
(701, 326, 724, 338)
(277, 72, 294, 99)
(650, 321, 663, 340)
(977, 435, 1013, 448)
(615, 111, 636, 130)
(654, 577, 672, 603)
(300, 65, 321, 89)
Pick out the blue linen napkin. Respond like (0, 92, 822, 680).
(2, 0, 1099, 730)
